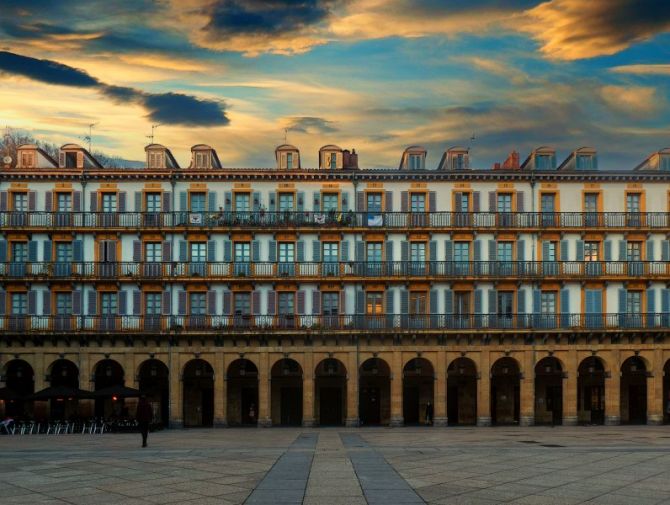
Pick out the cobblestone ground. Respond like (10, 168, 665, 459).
(1, 426, 670, 504)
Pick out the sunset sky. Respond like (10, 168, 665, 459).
(0, 0, 669, 169)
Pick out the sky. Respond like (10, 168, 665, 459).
(0, 0, 669, 169)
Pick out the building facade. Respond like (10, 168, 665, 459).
(1, 142, 670, 428)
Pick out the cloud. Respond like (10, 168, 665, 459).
(521, 0, 670, 60)
(610, 64, 670, 75)
(0, 51, 229, 126)
(285, 116, 338, 134)
(600, 85, 659, 116)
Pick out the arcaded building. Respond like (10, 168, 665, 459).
(1, 141, 670, 428)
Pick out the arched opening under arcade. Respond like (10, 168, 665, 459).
(359, 357, 390, 426)
(48, 359, 80, 421)
(491, 357, 520, 425)
(577, 356, 605, 425)
(620, 356, 647, 425)
(534, 357, 563, 425)
(2, 359, 34, 419)
(447, 357, 477, 425)
(226, 359, 259, 426)
(315, 358, 347, 426)
(271, 358, 303, 426)
(402, 358, 434, 425)
(183, 359, 214, 427)
(93, 359, 124, 419)
(138, 359, 169, 427)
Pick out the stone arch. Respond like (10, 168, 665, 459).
(1, 359, 34, 419)
(183, 359, 214, 427)
(620, 356, 648, 424)
(226, 359, 259, 426)
(138, 359, 169, 427)
(534, 357, 563, 425)
(447, 357, 477, 425)
(93, 358, 125, 419)
(359, 357, 391, 426)
(578, 356, 606, 425)
(402, 357, 435, 425)
(314, 358, 347, 426)
(490, 357, 520, 425)
(271, 358, 303, 426)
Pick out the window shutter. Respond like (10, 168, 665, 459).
(401, 241, 409, 262)
(224, 191, 232, 212)
(88, 291, 97, 315)
(473, 240, 481, 261)
(429, 240, 437, 261)
(444, 240, 453, 261)
(0, 191, 8, 211)
(454, 193, 462, 212)
(45, 191, 53, 211)
(177, 291, 187, 315)
(207, 240, 216, 262)
(135, 192, 142, 212)
(488, 289, 497, 315)
(179, 241, 188, 261)
(253, 192, 260, 211)
(119, 291, 127, 315)
(401, 191, 409, 212)
(28, 191, 36, 210)
(43, 291, 51, 315)
(223, 240, 232, 262)
(357, 289, 366, 314)
(43, 241, 52, 262)
(341, 192, 349, 211)
(385, 289, 394, 315)
(429, 191, 436, 212)
(488, 240, 496, 261)
(162, 241, 171, 262)
(133, 240, 141, 262)
(516, 240, 525, 262)
(133, 290, 141, 316)
(267, 291, 276, 315)
(297, 240, 305, 262)
(662, 241, 670, 262)
(400, 289, 409, 315)
(221, 290, 231, 315)
(162, 192, 171, 212)
(619, 240, 627, 261)
(107, 241, 117, 262)
(269, 192, 276, 212)
(179, 192, 187, 211)
(429, 289, 438, 315)
(340, 241, 349, 262)
(297, 192, 304, 212)
(356, 192, 365, 211)
(356, 241, 365, 261)
(162, 291, 171, 315)
(517, 289, 525, 314)
(297, 290, 306, 315)
(647, 288, 655, 327)
(313, 191, 320, 212)
(312, 240, 321, 262)
(444, 289, 453, 314)
(618, 289, 627, 320)
(488, 191, 496, 212)
(72, 240, 83, 262)
(0, 290, 5, 315)
(646, 240, 654, 261)
(312, 291, 321, 315)
(385, 241, 393, 262)
(385, 191, 393, 212)
(73, 191, 81, 211)
(474, 289, 482, 313)
(90, 193, 98, 212)
(560, 288, 570, 327)
(662, 290, 670, 326)
(532, 289, 540, 316)
(472, 191, 480, 212)
(542, 241, 549, 262)
(604, 240, 612, 262)
(516, 191, 524, 212)
(560, 240, 569, 261)
(28, 290, 37, 315)
(28, 240, 38, 262)
(252, 290, 261, 315)
(118, 192, 126, 212)
(208, 290, 217, 315)
(72, 291, 81, 315)
(340, 290, 347, 315)
(252, 240, 260, 262)
(268, 240, 276, 262)
(576, 240, 584, 261)
(208, 192, 217, 212)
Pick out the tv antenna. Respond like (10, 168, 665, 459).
(467, 132, 476, 152)
(146, 124, 161, 144)
(283, 128, 289, 144)
(79, 122, 97, 152)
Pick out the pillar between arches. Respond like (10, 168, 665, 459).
(434, 350, 447, 427)
(477, 351, 491, 426)
(258, 351, 271, 427)
(390, 351, 403, 427)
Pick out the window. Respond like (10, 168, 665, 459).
(11, 242, 27, 262)
(366, 292, 383, 315)
(627, 241, 642, 261)
(661, 155, 670, 171)
(21, 153, 34, 168)
(322, 193, 338, 212)
(584, 193, 599, 213)
(454, 242, 470, 274)
(497, 291, 514, 324)
(56, 193, 72, 212)
(323, 242, 339, 262)
(410, 193, 425, 212)
(189, 292, 206, 316)
(190, 192, 206, 212)
(366, 242, 382, 262)
(497, 193, 512, 213)
(576, 154, 595, 170)
(626, 193, 641, 213)
(13, 193, 27, 212)
(234, 293, 251, 315)
(65, 152, 77, 168)
(367, 193, 382, 212)
(101, 292, 117, 315)
(55, 242, 72, 262)
(145, 193, 161, 212)
(541, 292, 556, 314)
(541, 193, 555, 213)
(452, 153, 465, 170)
(235, 193, 250, 212)
(455, 292, 470, 315)
(145, 293, 161, 315)
(278, 193, 294, 212)
(457, 192, 469, 213)
(329, 153, 337, 169)
(145, 242, 162, 262)
(278, 242, 294, 262)
(536, 154, 553, 170)
(190, 242, 206, 262)
(322, 292, 339, 316)
(626, 291, 641, 314)
(101, 193, 117, 213)
(410, 242, 426, 262)
(195, 152, 208, 168)
(234, 242, 250, 262)
(11, 293, 27, 315)
(286, 152, 293, 169)
(497, 242, 513, 261)
(544, 241, 557, 261)
(278, 292, 294, 315)
(148, 152, 163, 168)
(584, 242, 599, 262)
(408, 154, 423, 170)
(409, 291, 426, 314)
(55, 293, 72, 315)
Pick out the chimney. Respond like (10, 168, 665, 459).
(493, 162, 501, 170)
(349, 148, 358, 169)
(342, 149, 350, 169)
(502, 150, 519, 170)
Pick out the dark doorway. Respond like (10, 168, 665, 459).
(2, 359, 34, 419)
(359, 358, 390, 425)
(621, 356, 647, 424)
(48, 359, 79, 421)
(183, 359, 214, 427)
(447, 358, 477, 425)
(271, 358, 303, 426)
(315, 358, 346, 426)
(227, 359, 259, 426)
(93, 359, 124, 419)
(491, 357, 520, 425)
(534, 357, 563, 425)
(578, 357, 605, 425)
(138, 359, 169, 427)
(402, 358, 434, 425)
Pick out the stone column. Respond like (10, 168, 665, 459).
(520, 351, 535, 426)
(258, 351, 271, 427)
(605, 350, 620, 425)
(562, 349, 578, 425)
(647, 349, 663, 425)
(213, 352, 227, 427)
(390, 351, 403, 426)
(477, 351, 491, 426)
(169, 352, 183, 428)
(78, 352, 93, 419)
(434, 350, 447, 426)
(303, 352, 315, 427)
(346, 351, 359, 426)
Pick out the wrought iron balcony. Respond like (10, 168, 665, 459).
(0, 313, 665, 334)
(1, 260, 667, 281)
(0, 211, 668, 230)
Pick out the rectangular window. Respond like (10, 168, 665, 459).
(56, 293, 72, 315)
(234, 242, 250, 262)
(410, 242, 426, 262)
(454, 242, 470, 275)
(627, 241, 642, 261)
(626, 193, 641, 213)
(541, 292, 556, 314)
(497, 291, 514, 323)
(234, 293, 251, 315)
(329, 153, 337, 169)
(585, 242, 599, 262)
(584, 193, 599, 213)
(145, 242, 162, 262)
(11, 242, 27, 262)
(452, 154, 465, 170)
(55, 242, 73, 262)
(541, 193, 555, 213)
(278, 292, 295, 315)
(195, 152, 208, 168)
(145, 192, 161, 212)
(457, 193, 469, 213)
(12, 193, 27, 212)
(410, 193, 425, 212)
(497, 242, 513, 261)
(190, 242, 206, 262)
(322, 292, 339, 316)
(576, 154, 594, 170)
(278, 193, 294, 212)
(367, 193, 382, 212)
(101, 193, 117, 213)
(408, 154, 422, 170)
(235, 193, 250, 212)
(323, 242, 339, 262)
(626, 291, 641, 314)
(278, 242, 294, 262)
(286, 152, 293, 169)
(21, 153, 34, 168)
(536, 154, 552, 170)
(11, 293, 27, 315)
(661, 155, 670, 171)
(455, 292, 470, 315)
(56, 193, 72, 212)
(366, 242, 382, 262)
(409, 291, 427, 315)
(322, 193, 338, 212)
(366, 292, 383, 315)
(189, 292, 206, 315)
(101, 292, 118, 315)
(545, 242, 557, 262)
(190, 192, 206, 212)
(145, 292, 161, 315)
(497, 193, 512, 213)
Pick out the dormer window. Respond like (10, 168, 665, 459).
(195, 152, 209, 168)
(452, 154, 466, 170)
(286, 152, 293, 169)
(576, 154, 596, 170)
(409, 154, 423, 170)
(329, 153, 337, 170)
(661, 155, 670, 171)
(148, 152, 163, 168)
(21, 153, 34, 168)
(65, 152, 77, 168)
(536, 154, 553, 170)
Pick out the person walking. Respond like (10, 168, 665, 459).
(425, 401, 434, 426)
(136, 395, 153, 448)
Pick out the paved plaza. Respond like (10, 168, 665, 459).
(1, 426, 670, 505)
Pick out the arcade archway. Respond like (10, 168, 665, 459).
(359, 357, 390, 426)
(620, 356, 647, 424)
(534, 357, 563, 425)
(138, 359, 169, 427)
(227, 359, 259, 426)
(577, 356, 605, 425)
(447, 357, 477, 425)
(93, 359, 124, 419)
(402, 358, 434, 425)
(315, 358, 347, 426)
(48, 359, 79, 420)
(2, 359, 34, 418)
(183, 359, 214, 427)
(491, 357, 520, 425)
(271, 358, 303, 426)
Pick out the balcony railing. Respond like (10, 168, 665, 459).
(0, 313, 666, 334)
(1, 260, 667, 281)
(0, 211, 668, 230)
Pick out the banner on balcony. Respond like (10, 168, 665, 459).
(314, 214, 326, 224)
(367, 214, 383, 227)
(189, 213, 202, 225)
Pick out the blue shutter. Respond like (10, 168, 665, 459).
(297, 192, 305, 212)
(517, 289, 526, 314)
(269, 192, 276, 212)
(662, 289, 670, 326)
(662, 241, 670, 262)
(473, 240, 481, 261)
(253, 192, 260, 211)
(619, 240, 627, 261)
(560, 288, 570, 328)
(162, 291, 171, 315)
(222, 291, 232, 315)
(268, 240, 276, 262)
(178, 291, 187, 315)
(297, 240, 305, 262)
(179, 191, 187, 211)
(532, 289, 541, 328)
(444, 288, 453, 327)
(401, 241, 408, 261)
(356, 192, 365, 211)
(207, 240, 216, 262)
(162, 192, 171, 212)
(474, 289, 483, 327)
(179, 241, 188, 261)
(488, 191, 496, 212)
(163, 241, 172, 262)
(560, 240, 569, 261)
(72, 291, 81, 315)
(313, 191, 320, 211)
(119, 291, 127, 315)
(576, 240, 584, 261)
(429, 289, 438, 328)
(488, 240, 496, 260)
(356, 241, 365, 261)
(28, 240, 38, 262)
(341, 241, 349, 262)
(28, 290, 37, 315)
(209, 290, 218, 316)
(516, 240, 525, 261)
(429, 240, 437, 261)
(296, 291, 305, 316)
(224, 191, 232, 212)
(542, 241, 550, 262)
(604, 240, 612, 262)
(43, 241, 52, 262)
(312, 290, 321, 315)
(223, 240, 232, 262)
(488, 289, 497, 325)
(208, 192, 217, 212)
(647, 288, 656, 328)
(118, 192, 126, 212)
(43, 291, 51, 315)
(400, 289, 409, 321)
(444, 240, 453, 261)
(88, 290, 97, 315)
(312, 240, 321, 262)
(252, 240, 260, 262)
(618, 288, 627, 328)
(133, 240, 142, 262)
(341, 192, 349, 211)
(0, 240, 6, 262)
(386, 289, 394, 327)
(135, 191, 142, 212)
(266, 291, 276, 315)
(646, 240, 654, 261)
(356, 289, 366, 314)
(133, 290, 141, 316)
(73, 240, 83, 262)
(385, 241, 393, 262)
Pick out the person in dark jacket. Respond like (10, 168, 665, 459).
(136, 396, 153, 447)
(425, 401, 434, 426)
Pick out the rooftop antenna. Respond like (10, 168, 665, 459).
(284, 127, 289, 144)
(146, 124, 161, 144)
(80, 122, 97, 152)
(467, 132, 476, 152)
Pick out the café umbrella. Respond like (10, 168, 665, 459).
(0, 387, 23, 401)
(27, 386, 93, 401)
(93, 385, 141, 399)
